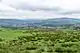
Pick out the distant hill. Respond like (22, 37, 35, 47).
(0, 18, 80, 27)
(0, 19, 41, 27)
(39, 18, 80, 26)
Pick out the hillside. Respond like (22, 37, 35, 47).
(0, 18, 80, 27)
(40, 18, 80, 26)
(0, 19, 41, 27)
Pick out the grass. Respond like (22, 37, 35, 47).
(0, 28, 80, 53)
(0, 29, 28, 40)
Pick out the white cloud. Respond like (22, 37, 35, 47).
(0, 0, 80, 19)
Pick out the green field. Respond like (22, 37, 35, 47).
(0, 29, 26, 40)
(0, 28, 80, 53)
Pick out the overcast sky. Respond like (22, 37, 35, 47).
(0, 0, 80, 19)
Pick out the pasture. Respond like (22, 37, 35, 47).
(0, 28, 80, 53)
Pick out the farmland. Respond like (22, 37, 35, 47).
(0, 28, 80, 53)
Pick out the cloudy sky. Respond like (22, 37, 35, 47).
(0, 0, 80, 19)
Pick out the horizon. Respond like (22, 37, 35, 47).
(0, 17, 80, 20)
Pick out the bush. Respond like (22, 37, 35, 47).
(55, 47, 78, 53)
(0, 38, 4, 42)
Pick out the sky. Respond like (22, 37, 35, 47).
(0, 0, 80, 19)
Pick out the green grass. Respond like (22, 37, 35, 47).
(0, 29, 28, 40)
(0, 28, 80, 53)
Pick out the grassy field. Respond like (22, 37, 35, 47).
(0, 28, 30, 40)
(0, 28, 80, 53)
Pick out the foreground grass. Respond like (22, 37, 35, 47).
(0, 29, 80, 53)
(0, 29, 29, 40)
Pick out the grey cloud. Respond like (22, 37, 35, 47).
(0, 12, 24, 17)
(1, 0, 80, 19)
(0, 10, 16, 12)
(8, 3, 62, 11)
(59, 11, 80, 15)
(0, 0, 2, 2)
